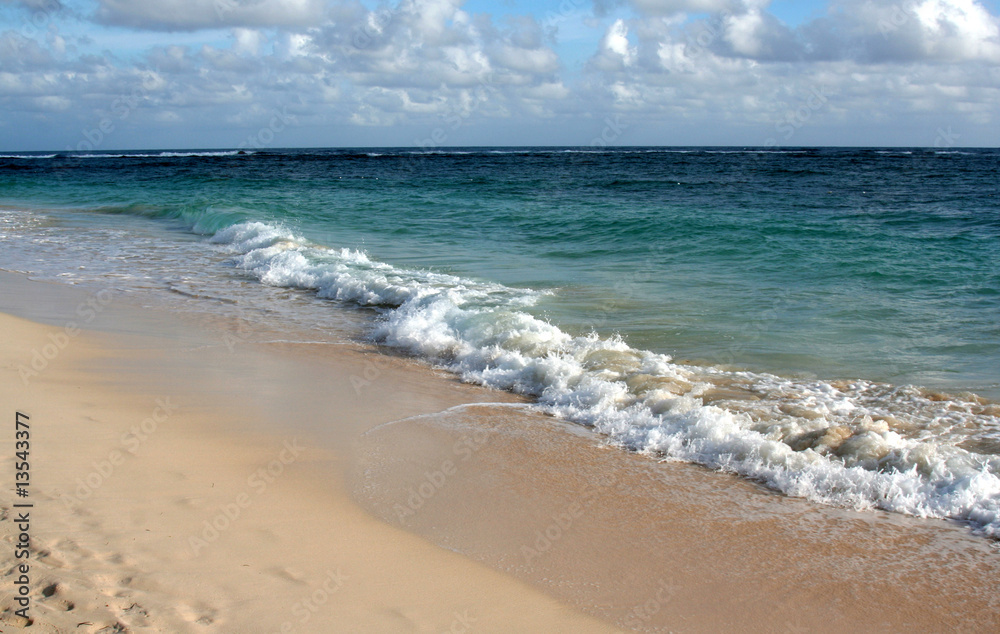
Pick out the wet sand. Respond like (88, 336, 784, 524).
(354, 405, 1000, 631)
(0, 271, 615, 632)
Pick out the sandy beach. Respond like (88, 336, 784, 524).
(4, 0, 1000, 628)
(0, 271, 616, 632)
(2, 269, 999, 633)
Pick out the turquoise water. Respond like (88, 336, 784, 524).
(3, 148, 998, 394)
(2, 147, 999, 534)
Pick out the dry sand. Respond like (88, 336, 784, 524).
(2, 271, 999, 632)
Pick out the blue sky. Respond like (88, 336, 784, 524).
(1, 0, 999, 150)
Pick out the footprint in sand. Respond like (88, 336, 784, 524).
(166, 470, 190, 482)
(119, 600, 152, 628)
(265, 566, 308, 585)
(177, 602, 218, 627)
(48, 537, 97, 566)
(122, 602, 149, 617)
(91, 572, 135, 598)
(0, 607, 32, 629)
(38, 582, 76, 612)
(103, 551, 130, 566)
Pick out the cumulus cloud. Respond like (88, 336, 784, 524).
(587, 18, 640, 73)
(898, 0, 1000, 62)
(0, 30, 54, 70)
(1, 0, 575, 148)
(614, 0, 1000, 63)
(578, 0, 1000, 143)
(720, 8, 802, 60)
(595, 0, 1000, 67)
(301, 0, 566, 119)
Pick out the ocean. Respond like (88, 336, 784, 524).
(2, 146, 999, 535)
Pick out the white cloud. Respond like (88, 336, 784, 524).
(911, 0, 1000, 61)
(0, 30, 54, 69)
(152, 109, 182, 122)
(590, 18, 636, 70)
(723, 9, 765, 56)
(402, 0, 467, 44)
(579, 2, 1000, 143)
(606, 19, 634, 61)
(609, 0, 1000, 63)
(522, 81, 570, 100)
(491, 43, 559, 74)
(33, 94, 70, 110)
(231, 28, 264, 56)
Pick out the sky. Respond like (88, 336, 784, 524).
(1, 0, 999, 150)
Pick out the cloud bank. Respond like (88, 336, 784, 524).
(0, 0, 997, 149)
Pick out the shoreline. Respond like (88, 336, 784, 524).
(2, 270, 999, 632)
(0, 271, 616, 632)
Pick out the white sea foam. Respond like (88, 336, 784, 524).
(70, 151, 252, 158)
(212, 220, 1000, 536)
(0, 154, 57, 159)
